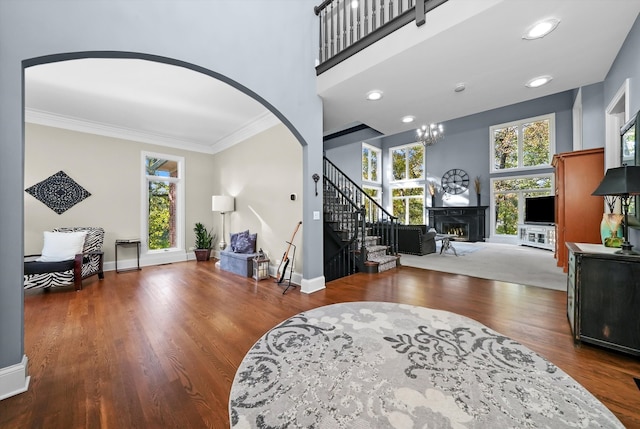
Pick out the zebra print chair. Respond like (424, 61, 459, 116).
(24, 227, 105, 291)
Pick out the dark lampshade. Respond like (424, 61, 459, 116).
(592, 165, 640, 196)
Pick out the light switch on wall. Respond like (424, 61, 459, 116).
(313, 211, 320, 220)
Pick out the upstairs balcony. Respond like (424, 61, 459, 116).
(315, 0, 448, 74)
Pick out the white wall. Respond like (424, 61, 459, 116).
(212, 123, 304, 276)
(24, 123, 218, 266)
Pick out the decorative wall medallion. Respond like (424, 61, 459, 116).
(25, 170, 91, 214)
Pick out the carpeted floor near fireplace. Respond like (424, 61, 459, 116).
(401, 241, 566, 290)
(229, 302, 622, 428)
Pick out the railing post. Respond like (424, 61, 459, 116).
(415, 0, 425, 26)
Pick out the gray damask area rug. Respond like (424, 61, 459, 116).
(229, 301, 622, 428)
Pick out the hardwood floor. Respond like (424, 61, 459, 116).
(2, 260, 639, 428)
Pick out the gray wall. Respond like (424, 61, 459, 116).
(325, 90, 575, 221)
(0, 0, 321, 376)
(581, 83, 606, 150)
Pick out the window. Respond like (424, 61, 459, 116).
(389, 143, 425, 224)
(142, 152, 184, 253)
(392, 186, 424, 225)
(362, 143, 381, 183)
(491, 114, 555, 172)
(491, 175, 553, 236)
(390, 143, 424, 181)
(363, 185, 382, 221)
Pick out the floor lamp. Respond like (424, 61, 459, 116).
(212, 195, 235, 250)
(592, 165, 640, 255)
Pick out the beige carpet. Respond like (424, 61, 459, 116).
(400, 242, 567, 291)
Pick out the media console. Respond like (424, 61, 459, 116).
(518, 223, 555, 250)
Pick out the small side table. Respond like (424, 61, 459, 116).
(115, 239, 141, 273)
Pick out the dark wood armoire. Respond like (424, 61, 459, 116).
(552, 148, 605, 272)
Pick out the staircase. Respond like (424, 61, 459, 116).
(323, 157, 399, 282)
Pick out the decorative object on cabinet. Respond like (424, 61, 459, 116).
(566, 242, 640, 356)
(552, 148, 604, 272)
(25, 170, 91, 214)
(211, 195, 235, 250)
(600, 213, 624, 247)
(592, 165, 640, 255)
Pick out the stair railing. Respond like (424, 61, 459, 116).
(323, 176, 366, 281)
(323, 156, 398, 279)
(314, 0, 449, 73)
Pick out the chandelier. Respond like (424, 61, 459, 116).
(416, 123, 444, 147)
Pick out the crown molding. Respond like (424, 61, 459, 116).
(211, 111, 280, 154)
(25, 108, 279, 154)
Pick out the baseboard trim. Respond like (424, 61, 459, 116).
(0, 355, 30, 401)
(300, 276, 326, 294)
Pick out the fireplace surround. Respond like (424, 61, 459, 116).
(428, 206, 488, 242)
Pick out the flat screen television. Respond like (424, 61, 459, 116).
(524, 196, 555, 225)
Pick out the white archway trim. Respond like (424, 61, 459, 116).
(605, 78, 630, 170)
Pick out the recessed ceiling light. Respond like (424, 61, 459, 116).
(366, 90, 383, 101)
(523, 18, 560, 40)
(401, 115, 415, 123)
(526, 75, 553, 88)
(351, 0, 358, 9)
(454, 83, 466, 93)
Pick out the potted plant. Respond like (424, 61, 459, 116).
(194, 222, 216, 262)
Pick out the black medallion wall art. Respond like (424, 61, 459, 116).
(25, 170, 91, 215)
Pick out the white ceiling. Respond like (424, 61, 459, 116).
(25, 59, 279, 154)
(319, 0, 640, 136)
(24, 0, 640, 150)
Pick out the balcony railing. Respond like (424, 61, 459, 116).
(315, 0, 448, 73)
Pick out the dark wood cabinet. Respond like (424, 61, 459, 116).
(553, 148, 604, 272)
(567, 242, 640, 356)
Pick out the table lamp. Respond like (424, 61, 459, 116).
(592, 165, 640, 255)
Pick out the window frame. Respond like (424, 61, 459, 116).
(389, 142, 425, 183)
(362, 143, 382, 184)
(141, 151, 185, 255)
(489, 173, 554, 238)
(391, 185, 425, 225)
(489, 113, 556, 173)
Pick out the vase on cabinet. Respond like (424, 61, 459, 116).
(600, 213, 624, 248)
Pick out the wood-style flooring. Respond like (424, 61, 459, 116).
(1, 260, 639, 428)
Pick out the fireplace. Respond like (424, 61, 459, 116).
(442, 222, 469, 241)
(428, 206, 488, 242)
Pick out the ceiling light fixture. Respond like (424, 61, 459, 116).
(351, 0, 358, 9)
(454, 83, 466, 93)
(402, 115, 415, 124)
(416, 123, 444, 147)
(523, 18, 560, 40)
(366, 90, 383, 101)
(526, 75, 553, 88)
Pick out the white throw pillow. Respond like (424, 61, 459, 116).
(36, 231, 87, 262)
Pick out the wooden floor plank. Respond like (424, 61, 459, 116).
(1, 259, 639, 428)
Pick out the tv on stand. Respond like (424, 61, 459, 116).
(519, 196, 555, 250)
